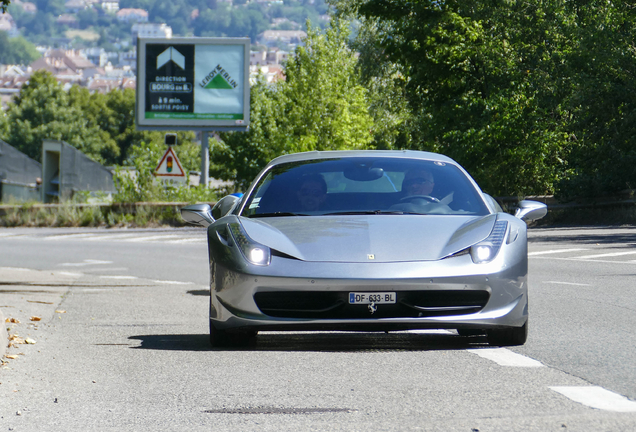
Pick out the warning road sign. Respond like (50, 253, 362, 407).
(154, 147, 187, 185)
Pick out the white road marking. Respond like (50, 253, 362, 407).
(85, 267, 129, 272)
(83, 233, 140, 241)
(543, 281, 591, 286)
(532, 256, 636, 265)
(57, 271, 83, 277)
(467, 348, 544, 367)
(60, 260, 113, 267)
(575, 251, 636, 260)
(528, 248, 588, 256)
(99, 275, 138, 280)
(44, 233, 103, 241)
(123, 235, 181, 242)
(152, 280, 194, 285)
(82, 288, 123, 292)
(165, 238, 206, 244)
(550, 386, 636, 412)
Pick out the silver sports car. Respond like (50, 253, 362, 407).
(181, 150, 547, 347)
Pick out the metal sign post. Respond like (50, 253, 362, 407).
(201, 132, 209, 188)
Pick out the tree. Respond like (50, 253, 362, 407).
(1, 0, 10, 13)
(213, 19, 375, 188)
(331, 0, 575, 196)
(556, 0, 636, 198)
(0, 72, 202, 172)
(280, 20, 374, 152)
(2, 71, 119, 164)
(211, 79, 287, 190)
(1, 30, 41, 66)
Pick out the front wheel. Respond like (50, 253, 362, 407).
(486, 321, 528, 346)
(210, 321, 257, 347)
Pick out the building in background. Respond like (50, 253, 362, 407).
(116, 8, 149, 23)
(132, 23, 172, 44)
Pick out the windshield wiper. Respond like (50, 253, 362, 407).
(322, 210, 406, 216)
(248, 212, 309, 218)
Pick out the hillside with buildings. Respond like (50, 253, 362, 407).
(0, 0, 327, 106)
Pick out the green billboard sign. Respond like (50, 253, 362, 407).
(136, 37, 250, 131)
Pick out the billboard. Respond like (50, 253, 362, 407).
(136, 37, 250, 131)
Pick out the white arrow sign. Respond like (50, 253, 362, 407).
(157, 47, 186, 70)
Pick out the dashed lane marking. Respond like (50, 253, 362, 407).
(574, 250, 636, 260)
(59, 260, 113, 267)
(44, 233, 104, 241)
(152, 280, 194, 285)
(99, 275, 139, 280)
(122, 235, 182, 242)
(57, 271, 83, 277)
(550, 386, 636, 412)
(467, 348, 545, 367)
(528, 248, 588, 256)
(543, 281, 591, 286)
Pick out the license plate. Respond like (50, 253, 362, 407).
(349, 292, 396, 304)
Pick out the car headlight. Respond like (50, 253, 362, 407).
(228, 222, 271, 266)
(470, 220, 508, 264)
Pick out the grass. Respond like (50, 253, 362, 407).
(0, 203, 190, 228)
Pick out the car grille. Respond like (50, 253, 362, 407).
(253, 290, 490, 319)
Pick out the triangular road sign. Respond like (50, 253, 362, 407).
(154, 147, 186, 177)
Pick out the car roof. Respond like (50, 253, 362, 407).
(267, 150, 458, 166)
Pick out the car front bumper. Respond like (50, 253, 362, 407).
(209, 252, 529, 332)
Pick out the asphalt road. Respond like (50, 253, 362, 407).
(0, 226, 635, 431)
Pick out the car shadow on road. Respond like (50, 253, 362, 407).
(128, 332, 490, 352)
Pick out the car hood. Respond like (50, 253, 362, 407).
(239, 214, 496, 263)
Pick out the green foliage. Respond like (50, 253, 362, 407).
(331, 0, 574, 196)
(211, 79, 287, 190)
(2, 71, 119, 163)
(114, 139, 217, 204)
(281, 20, 374, 152)
(213, 19, 375, 189)
(555, 1, 636, 199)
(0, 31, 40, 65)
(1, 74, 201, 171)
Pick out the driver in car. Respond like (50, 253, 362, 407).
(402, 169, 435, 197)
(297, 174, 328, 212)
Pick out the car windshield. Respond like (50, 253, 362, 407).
(241, 157, 490, 217)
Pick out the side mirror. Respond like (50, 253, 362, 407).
(515, 200, 547, 222)
(180, 204, 214, 227)
(211, 194, 241, 220)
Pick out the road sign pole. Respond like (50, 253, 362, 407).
(201, 131, 209, 188)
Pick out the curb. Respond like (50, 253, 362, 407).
(0, 308, 7, 360)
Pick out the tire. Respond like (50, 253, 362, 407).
(486, 321, 528, 346)
(457, 329, 485, 337)
(209, 321, 257, 348)
(209, 321, 229, 347)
